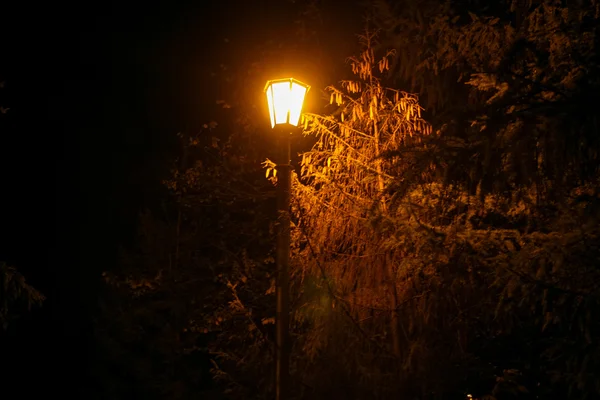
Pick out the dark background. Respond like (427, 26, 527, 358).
(0, 0, 360, 397)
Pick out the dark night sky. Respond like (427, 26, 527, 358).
(0, 0, 361, 396)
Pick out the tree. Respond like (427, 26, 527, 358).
(0, 85, 45, 331)
(92, 30, 295, 397)
(366, 1, 600, 398)
(0, 262, 44, 330)
(269, 32, 439, 398)
(93, 120, 279, 399)
(373, 0, 600, 198)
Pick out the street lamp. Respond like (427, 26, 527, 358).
(265, 78, 310, 128)
(264, 77, 310, 400)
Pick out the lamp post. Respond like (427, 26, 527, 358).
(264, 78, 310, 400)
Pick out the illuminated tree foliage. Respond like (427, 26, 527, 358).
(269, 32, 442, 398)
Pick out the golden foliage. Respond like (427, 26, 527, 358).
(288, 33, 435, 387)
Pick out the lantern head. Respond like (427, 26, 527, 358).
(264, 78, 310, 128)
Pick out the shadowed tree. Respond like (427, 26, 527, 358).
(0, 262, 44, 330)
(367, 1, 600, 398)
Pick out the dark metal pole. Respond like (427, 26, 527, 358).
(275, 133, 291, 400)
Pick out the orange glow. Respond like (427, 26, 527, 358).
(264, 78, 310, 128)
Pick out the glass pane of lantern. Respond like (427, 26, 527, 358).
(271, 81, 292, 126)
(266, 85, 276, 128)
(288, 82, 308, 126)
